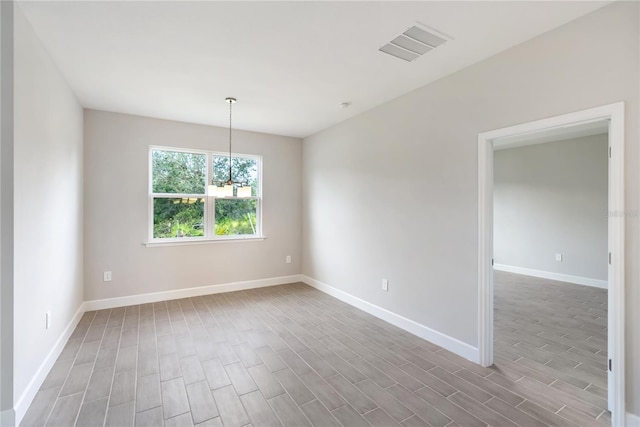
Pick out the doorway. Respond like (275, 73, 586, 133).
(477, 103, 625, 426)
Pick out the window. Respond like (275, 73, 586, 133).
(149, 147, 261, 242)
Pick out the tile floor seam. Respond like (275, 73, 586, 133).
(45, 312, 95, 427)
(129, 305, 141, 423)
(45, 331, 88, 426)
(71, 311, 110, 427)
(100, 309, 121, 427)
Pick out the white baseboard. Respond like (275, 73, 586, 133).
(493, 264, 607, 289)
(301, 275, 479, 363)
(1, 408, 15, 427)
(13, 303, 85, 426)
(84, 275, 303, 311)
(627, 411, 640, 426)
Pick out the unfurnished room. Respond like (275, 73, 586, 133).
(0, 1, 638, 427)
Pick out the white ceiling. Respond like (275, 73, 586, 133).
(18, 1, 610, 138)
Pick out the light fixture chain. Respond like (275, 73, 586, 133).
(228, 99, 233, 182)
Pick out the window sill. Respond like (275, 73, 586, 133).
(143, 236, 266, 247)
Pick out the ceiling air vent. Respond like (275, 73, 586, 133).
(379, 25, 448, 62)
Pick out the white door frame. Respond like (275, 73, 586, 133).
(478, 102, 625, 426)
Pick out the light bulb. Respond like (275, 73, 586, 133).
(237, 186, 252, 198)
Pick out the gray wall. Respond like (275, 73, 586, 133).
(302, 2, 639, 414)
(0, 1, 14, 423)
(83, 110, 302, 301)
(14, 4, 84, 411)
(494, 135, 608, 282)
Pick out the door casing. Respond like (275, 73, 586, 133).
(477, 102, 625, 426)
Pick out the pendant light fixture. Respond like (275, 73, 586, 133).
(208, 97, 252, 198)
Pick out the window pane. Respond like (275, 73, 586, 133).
(213, 156, 258, 197)
(152, 150, 206, 194)
(153, 197, 205, 238)
(215, 199, 257, 236)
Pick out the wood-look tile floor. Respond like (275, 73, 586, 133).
(493, 271, 609, 426)
(22, 272, 609, 427)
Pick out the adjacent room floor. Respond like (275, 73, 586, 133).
(22, 274, 609, 427)
(493, 271, 609, 425)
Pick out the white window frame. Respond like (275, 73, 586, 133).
(147, 145, 263, 245)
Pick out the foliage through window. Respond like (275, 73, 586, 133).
(150, 147, 261, 241)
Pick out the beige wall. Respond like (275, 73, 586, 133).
(83, 110, 302, 301)
(494, 135, 608, 282)
(14, 4, 84, 411)
(303, 2, 639, 414)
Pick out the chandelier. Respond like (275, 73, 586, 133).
(208, 97, 252, 198)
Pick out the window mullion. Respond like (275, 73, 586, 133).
(210, 198, 216, 238)
(206, 152, 214, 239)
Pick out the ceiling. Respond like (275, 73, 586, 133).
(18, 1, 611, 138)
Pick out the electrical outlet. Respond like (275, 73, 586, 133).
(286, 255, 291, 264)
(103, 271, 112, 282)
(555, 254, 563, 262)
(45, 312, 50, 330)
(382, 279, 389, 292)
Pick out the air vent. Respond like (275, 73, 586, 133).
(379, 25, 448, 62)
